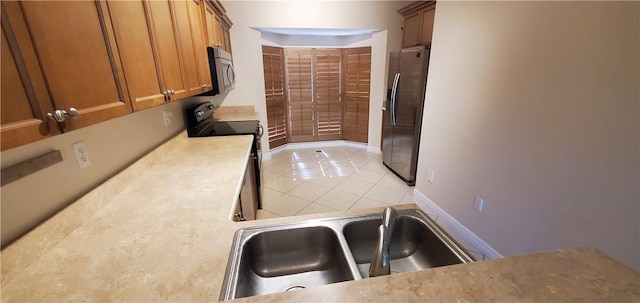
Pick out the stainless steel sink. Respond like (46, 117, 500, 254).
(233, 226, 355, 298)
(344, 214, 474, 278)
(220, 209, 474, 300)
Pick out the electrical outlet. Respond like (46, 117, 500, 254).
(72, 141, 91, 169)
(474, 196, 484, 212)
(427, 169, 435, 183)
(163, 110, 173, 127)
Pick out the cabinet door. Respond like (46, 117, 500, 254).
(187, 0, 212, 91)
(221, 24, 232, 54)
(108, 0, 166, 111)
(171, 0, 202, 96)
(147, 0, 189, 101)
(239, 155, 257, 221)
(215, 15, 226, 50)
(419, 9, 435, 45)
(1, 6, 59, 151)
(401, 12, 421, 48)
(202, 2, 221, 48)
(15, 1, 132, 130)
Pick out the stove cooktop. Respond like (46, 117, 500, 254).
(187, 120, 259, 137)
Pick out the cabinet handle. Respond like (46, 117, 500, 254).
(47, 108, 79, 123)
(234, 212, 246, 221)
(216, 43, 222, 47)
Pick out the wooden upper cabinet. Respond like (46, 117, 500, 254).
(401, 13, 422, 48)
(186, 0, 212, 91)
(399, 1, 436, 47)
(202, 0, 232, 54)
(221, 23, 232, 53)
(202, 2, 221, 48)
(0, 0, 233, 150)
(1, 0, 132, 150)
(108, 1, 165, 111)
(419, 9, 435, 45)
(109, 0, 191, 111)
(1, 6, 59, 151)
(172, 0, 202, 96)
(147, 0, 189, 101)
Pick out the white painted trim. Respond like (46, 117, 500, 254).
(262, 151, 272, 161)
(367, 146, 381, 153)
(269, 140, 371, 155)
(413, 189, 503, 260)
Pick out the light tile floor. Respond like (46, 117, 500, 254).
(257, 145, 416, 219)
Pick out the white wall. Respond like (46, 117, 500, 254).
(416, 1, 639, 270)
(221, 0, 411, 153)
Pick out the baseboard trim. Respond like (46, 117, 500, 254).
(269, 140, 375, 156)
(413, 189, 503, 260)
(366, 146, 381, 153)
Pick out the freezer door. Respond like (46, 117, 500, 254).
(382, 52, 400, 167)
(389, 47, 429, 183)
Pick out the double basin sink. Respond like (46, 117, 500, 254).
(220, 208, 474, 300)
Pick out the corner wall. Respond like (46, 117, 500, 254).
(416, 1, 639, 270)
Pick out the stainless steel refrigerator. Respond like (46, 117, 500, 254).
(382, 46, 430, 185)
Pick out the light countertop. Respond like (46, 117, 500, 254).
(1, 132, 638, 302)
(213, 106, 259, 122)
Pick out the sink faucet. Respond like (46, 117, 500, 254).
(369, 207, 398, 277)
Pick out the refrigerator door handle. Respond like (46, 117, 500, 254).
(391, 72, 400, 126)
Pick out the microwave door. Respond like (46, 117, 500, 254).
(226, 64, 235, 88)
(200, 47, 235, 96)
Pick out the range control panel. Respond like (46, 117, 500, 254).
(189, 102, 216, 125)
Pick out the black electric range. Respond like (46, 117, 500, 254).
(187, 102, 263, 209)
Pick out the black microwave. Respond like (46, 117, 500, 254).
(201, 47, 235, 96)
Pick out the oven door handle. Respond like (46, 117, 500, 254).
(257, 124, 264, 138)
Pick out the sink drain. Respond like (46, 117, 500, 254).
(284, 286, 306, 292)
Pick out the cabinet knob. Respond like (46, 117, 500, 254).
(47, 108, 79, 123)
(170, 90, 176, 96)
(67, 108, 79, 119)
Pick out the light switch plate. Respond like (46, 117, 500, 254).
(72, 141, 91, 169)
(163, 110, 173, 127)
(475, 196, 484, 212)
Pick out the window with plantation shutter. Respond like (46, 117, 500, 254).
(342, 47, 371, 143)
(285, 49, 315, 142)
(262, 46, 287, 148)
(263, 46, 371, 145)
(314, 49, 342, 141)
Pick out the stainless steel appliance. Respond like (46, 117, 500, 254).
(382, 46, 431, 185)
(187, 102, 263, 219)
(201, 47, 235, 96)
